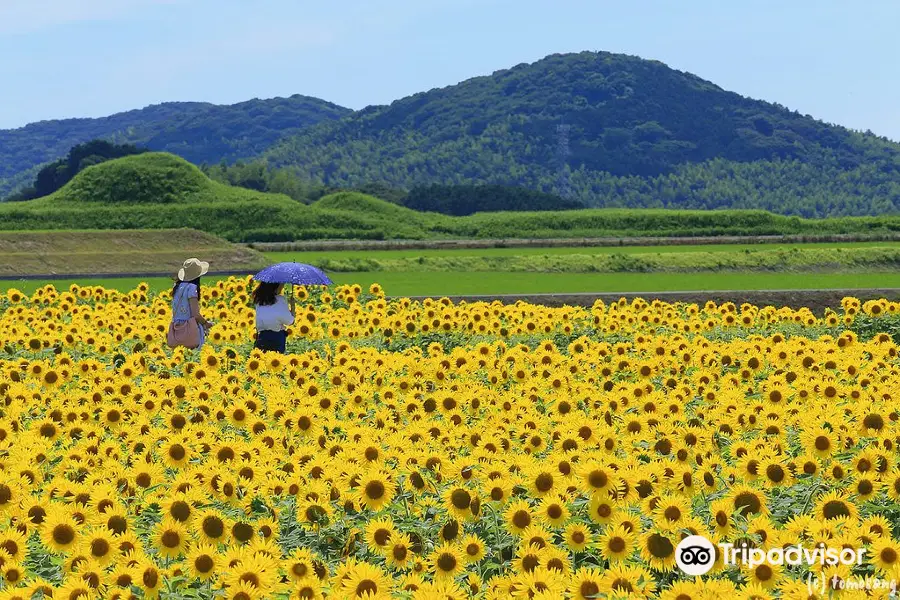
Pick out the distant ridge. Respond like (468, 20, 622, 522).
(0, 95, 350, 196)
(265, 51, 900, 217)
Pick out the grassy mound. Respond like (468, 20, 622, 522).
(41, 153, 266, 205)
(50, 153, 209, 204)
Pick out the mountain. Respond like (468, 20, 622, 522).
(265, 51, 900, 217)
(0, 95, 350, 197)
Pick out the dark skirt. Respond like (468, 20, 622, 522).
(255, 329, 287, 353)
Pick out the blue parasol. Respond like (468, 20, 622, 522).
(253, 262, 332, 286)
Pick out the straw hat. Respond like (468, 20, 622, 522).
(177, 258, 209, 281)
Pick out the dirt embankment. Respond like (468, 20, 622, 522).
(251, 233, 900, 253)
(402, 289, 900, 312)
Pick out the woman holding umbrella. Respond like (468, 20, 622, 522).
(252, 282, 295, 353)
(251, 262, 332, 354)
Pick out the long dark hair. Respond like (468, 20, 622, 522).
(172, 277, 201, 296)
(253, 282, 281, 306)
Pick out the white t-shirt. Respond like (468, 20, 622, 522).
(255, 296, 295, 332)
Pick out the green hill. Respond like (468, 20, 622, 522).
(7, 152, 900, 244)
(0, 154, 433, 241)
(266, 51, 900, 217)
(0, 95, 350, 197)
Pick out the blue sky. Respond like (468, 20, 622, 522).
(1, 0, 898, 140)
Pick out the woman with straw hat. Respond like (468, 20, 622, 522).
(166, 258, 212, 349)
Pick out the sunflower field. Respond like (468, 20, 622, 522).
(1, 278, 900, 599)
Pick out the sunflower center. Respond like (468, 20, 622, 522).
(664, 507, 681, 522)
(437, 552, 457, 572)
(365, 481, 385, 500)
(766, 465, 785, 483)
(168, 444, 186, 461)
(733, 491, 762, 516)
(588, 470, 607, 488)
(53, 524, 75, 546)
(609, 537, 626, 553)
(535, 474, 553, 492)
(512, 510, 531, 529)
(170, 501, 191, 522)
(822, 500, 851, 519)
(239, 573, 260, 588)
(581, 582, 600, 598)
(356, 580, 378, 595)
(91, 539, 110, 557)
(647, 533, 674, 558)
(143, 570, 159, 589)
(393, 545, 408, 561)
(373, 529, 390, 546)
(450, 489, 471, 510)
(195, 555, 214, 573)
(107, 515, 127, 534)
(161, 531, 180, 549)
(202, 516, 224, 538)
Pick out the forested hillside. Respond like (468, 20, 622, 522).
(266, 51, 900, 217)
(0, 95, 350, 197)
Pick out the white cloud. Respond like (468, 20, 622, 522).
(0, 0, 181, 34)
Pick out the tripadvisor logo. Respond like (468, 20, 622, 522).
(675, 535, 866, 577)
(675, 535, 716, 576)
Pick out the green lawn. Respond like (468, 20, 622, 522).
(266, 241, 900, 262)
(5, 272, 900, 296)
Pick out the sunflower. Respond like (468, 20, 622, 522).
(563, 523, 592, 552)
(153, 517, 189, 559)
(40, 507, 81, 553)
(443, 486, 475, 521)
(598, 564, 656, 597)
(364, 517, 396, 555)
(54, 579, 97, 600)
(80, 530, 116, 567)
(536, 494, 570, 529)
(658, 581, 705, 600)
(194, 509, 230, 545)
(599, 524, 636, 563)
(567, 567, 604, 600)
(187, 543, 219, 582)
(814, 491, 859, 521)
(384, 533, 413, 570)
(726, 485, 768, 518)
(134, 558, 165, 599)
(431, 543, 464, 580)
(224, 555, 279, 598)
(639, 530, 677, 571)
(504, 499, 534, 535)
(460, 533, 486, 564)
(338, 562, 392, 599)
(870, 537, 900, 574)
(587, 493, 616, 525)
(354, 470, 396, 512)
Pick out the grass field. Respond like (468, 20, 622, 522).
(5, 230, 900, 296)
(7, 271, 900, 296)
(0, 229, 267, 276)
(267, 240, 900, 262)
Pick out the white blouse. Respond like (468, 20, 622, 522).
(255, 296, 295, 332)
